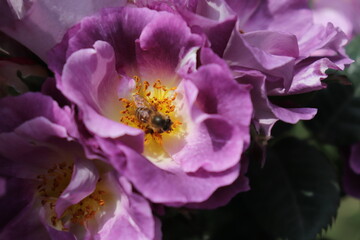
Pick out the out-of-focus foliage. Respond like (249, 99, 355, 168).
(324, 197, 360, 240)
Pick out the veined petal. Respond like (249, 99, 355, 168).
(137, 12, 203, 81)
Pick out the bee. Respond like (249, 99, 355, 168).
(133, 94, 172, 133)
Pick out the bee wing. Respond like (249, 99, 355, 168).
(133, 94, 156, 110)
(133, 94, 148, 108)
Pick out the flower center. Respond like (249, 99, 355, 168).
(36, 162, 106, 231)
(119, 76, 182, 145)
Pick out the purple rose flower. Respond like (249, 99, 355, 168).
(0, 93, 159, 239)
(227, 0, 352, 134)
(49, 7, 252, 206)
(312, 0, 360, 38)
(178, 0, 353, 135)
(343, 143, 360, 199)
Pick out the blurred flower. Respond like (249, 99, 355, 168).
(0, 93, 159, 239)
(49, 7, 252, 206)
(344, 143, 360, 199)
(312, 0, 360, 38)
(0, 0, 127, 61)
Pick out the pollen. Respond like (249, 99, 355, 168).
(119, 76, 182, 144)
(36, 162, 107, 230)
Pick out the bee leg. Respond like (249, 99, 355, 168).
(145, 128, 154, 134)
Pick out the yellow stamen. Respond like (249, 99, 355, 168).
(36, 163, 107, 230)
(119, 76, 182, 145)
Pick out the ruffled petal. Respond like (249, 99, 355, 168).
(184, 156, 249, 209)
(224, 30, 297, 85)
(59, 40, 144, 139)
(49, 7, 159, 75)
(136, 11, 202, 80)
(0, 92, 74, 135)
(55, 157, 99, 217)
(94, 174, 158, 240)
(235, 69, 317, 135)
(112, 145, 240, 205)
(175, 61, 252, 172)
(0, 93, 77, 178)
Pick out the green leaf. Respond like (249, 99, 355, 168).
(243, 138, 340, 240)
(345, 35, 360, 61)
(206, 201, 274, 240)
(161, 209, 208, 240)
(305, 82, 360, 145)
(161, 198, 272, 240)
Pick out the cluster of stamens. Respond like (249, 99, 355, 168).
(119, 76, 182, 144)
(36, 162, 106, 230)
